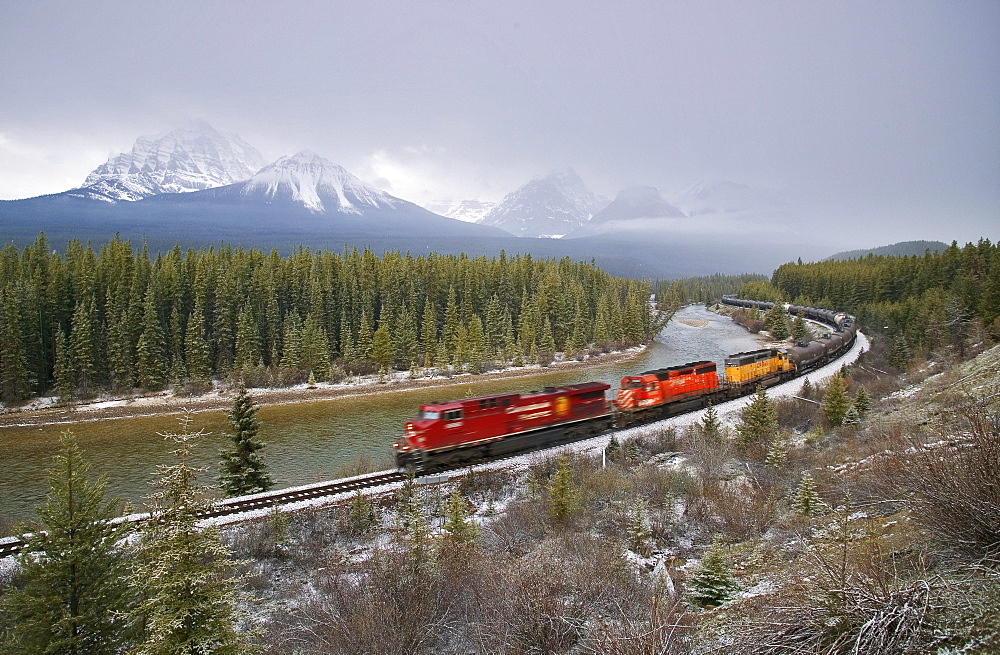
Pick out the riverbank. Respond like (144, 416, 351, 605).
(0, 347, 648, 429)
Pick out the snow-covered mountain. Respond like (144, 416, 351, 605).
(588, 186, 685, 223)
(242, 150, 399, 213)
(478, 169, 608, 238)
(424, 199, 498, 223)
(669, 179, 786, 216)
(70, 121, 266, 202)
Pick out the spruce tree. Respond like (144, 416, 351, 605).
(69, 298, 96, 397)
(766, 432, 788, 467)
(53, 328, 75, 401)
(185, 302, 212, 384)
(791, 471, 822, 517)
(136, 289, 166, 390)
(765, 303, 790, 340)
(1, 433, 134, 654)
(687, 537, 739, 608)
(792, 310, 809, 342)
(0, 288, 31, 402)
(546, 455, 579, 523)
(441, 488, 479, 546)
(822, 374, 850, 427)
(219, 382, 272, 496)
(132, 417, 252, 653)
(853, 386, 871, 415)
(736, 385, 779, 453)
(371, 323, 394, 373)
(700, 401, 722, 442)
(234, 300, 261, 373)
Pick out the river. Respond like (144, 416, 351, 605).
(0, 305, 761, 525)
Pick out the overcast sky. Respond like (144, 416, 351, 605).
(1, 0, 997, 247)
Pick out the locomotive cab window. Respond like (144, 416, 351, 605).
(626, 380, 643, 389)
(443, 409, 463, 421)
(421, 410, 440, 420)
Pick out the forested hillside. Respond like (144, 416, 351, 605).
(0, 233, 659, 403)
(760, 240, 999, 362)
(654, 273, 769, 307)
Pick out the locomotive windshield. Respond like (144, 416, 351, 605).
(421, 410, 441, 420)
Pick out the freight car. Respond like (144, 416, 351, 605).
(395, 299, 857, 473)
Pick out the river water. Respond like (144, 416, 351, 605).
(0, 305, 760, 525)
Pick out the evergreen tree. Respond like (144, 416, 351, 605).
(136, 288, 166, 390)
(822, 374, 851, 427)
(0, 287, 31, 402)
(185, 302, 212, 383)
(371, 323, 394, 373)
(765, 303, 790, 340)
(419, 297, 437, 368)
(699, 402, 722, 442)
(219, 382, 272, 496)
(687, 537, 739, 608)
(766, 432, 788, 467)
(792, 310, 809, 342)
(106, 290, 134, 391)
(626, 496, 652, 556)
(853, 386, 871, 415)
(300, 315, 330, 379)
(69, 298, 97, 397)
(441, 488, 479, 546)
(344, 491, 377, 536)
(234, 300, 261, 373)
(1, 433, 134, 654)
(791, 471, 822, 517)
(132, 417, 252, 653)
(465, 315, 486, 373)
(736, 385, 779, 453)
(281, 313, 304, 370)
(53, 328, 75, 401)
(546, 455, 579, 523)
(842, 403, 861, 425)
(889, 334, 913, 368)
(605, 434, 621, 462)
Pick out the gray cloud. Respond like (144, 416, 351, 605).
(1, 0, 997, 248)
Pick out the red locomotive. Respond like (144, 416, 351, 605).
(394, 382, 612, 472)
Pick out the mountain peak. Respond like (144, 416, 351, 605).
(478, 169, 608, 238)
(244, 151, 396, 213)
(74, 122, 267, 202)
(590, 186, 685, 223)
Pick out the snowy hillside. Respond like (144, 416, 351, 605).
(588, 186, 685, 223)
(478, 169, 608, 238)
(72, 121, 266, 202)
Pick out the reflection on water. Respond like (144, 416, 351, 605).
(0, 305, 759, 524)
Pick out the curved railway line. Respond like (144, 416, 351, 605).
(0, 298, 863, 560)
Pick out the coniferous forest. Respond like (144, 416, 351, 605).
(0, 233, 660, 403)
(748, 240, 1000, 363)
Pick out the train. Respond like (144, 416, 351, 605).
(393, 298, 857, 474)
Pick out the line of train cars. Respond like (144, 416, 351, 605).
(393, 297, 857, 473)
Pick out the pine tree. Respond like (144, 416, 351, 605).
(53, 327, 75, 401)
(132, 417, 252, 653)
(765, 303, 790, 340)
(822, 374, 850, 427)
(441, 488, 479, 546)
(792, 310, 809, 342)
(371, 322, 394, 373)
(791, 471, 822, 517)
(345, 491, 377, 536)
(736, 385, 779, 453)
(465, 315, 486, 373)
(70, 298, 97, 397)
(1, 433, 134, 654)
(300, 315, 330, 379)
(853, 386, 871, 415)
(687, 537, 738, 608)
(0, 286, 31, 402)
(419, 297, 437, 368)
(185, 302, 212, 383)
(700, 402, 722, 442)
(889, 333, 912, 369)
(626, 496, 652, 556)
(546, 455, 579, 523)
(766, 432, 788, 467)
(234, 300, 261, 373)
(136, 288, 166, 390)
(219, 382, 272, 496)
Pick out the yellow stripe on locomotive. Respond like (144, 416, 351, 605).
(723, 348, 794, 385)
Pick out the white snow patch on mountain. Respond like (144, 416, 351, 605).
(244, 150, 400, 213)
